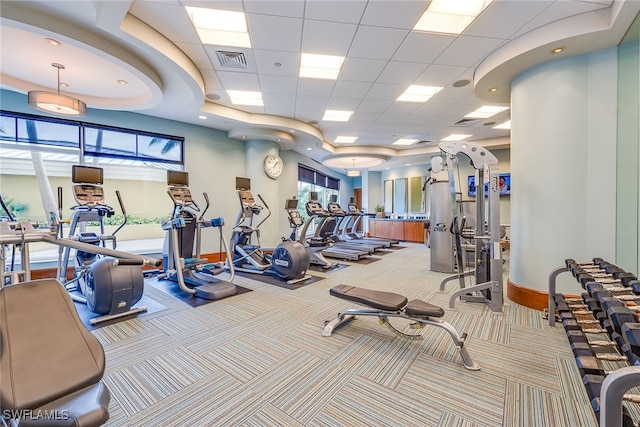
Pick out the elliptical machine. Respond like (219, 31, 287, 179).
(58, 165, 148, 324)
(229, 177, 310, 285)
(160, 170, 237, 300)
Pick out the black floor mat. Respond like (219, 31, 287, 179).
(234, 270, 323, 290)
(147, 279, 251, 307)
(73, 294, 167, 330)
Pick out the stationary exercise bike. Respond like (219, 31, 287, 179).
(229, 177, 310, 284)
(160, 170, 237, 300)
(58, 165, 148, 324)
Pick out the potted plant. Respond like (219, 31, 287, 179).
(375, 204, 385, 218)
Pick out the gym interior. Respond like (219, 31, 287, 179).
(2, 2, 640, 426)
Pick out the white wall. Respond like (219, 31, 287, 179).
(510, 48, 618, 294)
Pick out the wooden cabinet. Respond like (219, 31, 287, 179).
(368, 219, 426, 243)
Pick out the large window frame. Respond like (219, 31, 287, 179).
(297, 164, 339, 236)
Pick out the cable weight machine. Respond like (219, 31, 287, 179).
(433, 141, 503, 313)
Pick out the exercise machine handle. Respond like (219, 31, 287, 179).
(200, 192, 210, 220)
(113, 258, 144, 266)
(111, 190, 128, 236)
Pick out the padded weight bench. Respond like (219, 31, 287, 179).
(1, 279, 110, 426)
(322, 284, 480, 370)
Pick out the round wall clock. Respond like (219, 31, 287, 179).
(264, 154, 284, 179)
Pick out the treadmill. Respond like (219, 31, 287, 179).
(326, 200, 379, 253)
(342, 200, 399, 247)
(303, 193, 370, 262)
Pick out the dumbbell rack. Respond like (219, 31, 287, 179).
(548, 258, 640, 427)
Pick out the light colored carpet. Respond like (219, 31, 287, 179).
(93, 243, 600, 426)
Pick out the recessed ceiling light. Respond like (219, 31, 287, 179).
(441, 134, 471, 141)
(198, 115, 207, 120)
(45, 38, 61, 46)
(483, 121, 496, 126)
(322, 110, 353, 122)
(397, 85, 443, 102)
(465, 105, 509, 119)
(335, 136, 358, 143)
(185, 6, 251, 48)
(227, 90, 263, 106)
(493, 120, 511, 130)
(488, 87, 498, 93)
(300, 53, 345, 79)
(413, 0, 493, 35)
(306, 147, 312, 151)
(393, 138, 419, 146)
(117, 79, 128, 85)
(60, 83, 69, 88)
(551, 46, 565, 54)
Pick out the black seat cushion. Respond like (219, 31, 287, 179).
(330, 284, 407, 311)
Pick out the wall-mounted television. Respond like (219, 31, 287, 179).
(468, 173, 510, 197)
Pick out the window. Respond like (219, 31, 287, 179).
(297, 164, 339, 235)
(0, 111, 185, 264)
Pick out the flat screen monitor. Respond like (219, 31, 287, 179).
(72, 165, 103, 184)
(167, 170, 189, 186)
(309, 191, 319, 202)
(468, 173, 510, 197)
(285, 199, 298, 209)
(236, 177, 251, 191)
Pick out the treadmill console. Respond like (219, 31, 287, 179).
(327, 203, 346, 216)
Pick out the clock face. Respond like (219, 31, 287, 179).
(264, 154, 283, 179)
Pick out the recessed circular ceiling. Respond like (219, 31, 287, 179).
(322, 154, 388, 169)
(452, 79, 471, 88)
(0, 24, 161, 110)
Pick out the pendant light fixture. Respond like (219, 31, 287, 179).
(346, 158, 361, 177)
(28, 63, 86, 116)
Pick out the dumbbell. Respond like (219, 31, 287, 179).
(584, 374, 639, 424)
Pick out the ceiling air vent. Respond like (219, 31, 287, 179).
(452, 118, 480, 127)
(216, 51, 248, 69)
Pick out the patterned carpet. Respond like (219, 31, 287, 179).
(92, 243, 600, 426)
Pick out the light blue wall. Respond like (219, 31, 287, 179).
(510, 48, 618, 294)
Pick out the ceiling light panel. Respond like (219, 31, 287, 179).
(322, 110, 353, 121)
(392, 138, 419, 145)
(185, 6, 251, 48)
(227, 90, 263, 106)
(414, 0, 493, 35)
(441, 134, 471, 141)
(397, 85, 443, 102)
(465, 105, 509, 118)
(335, 136, 358, 143)
(493, 120, 511, 129)
(300, 53, 345, 79)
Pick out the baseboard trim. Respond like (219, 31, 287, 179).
(506, 279, 550, 311)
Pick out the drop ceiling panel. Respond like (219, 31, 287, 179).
(339, 57, 387, 82)
(295, 95, 330, 109)
(392, 32, 456, 64)
(247, 14, 302, 52)
(332, 80, 373, 99)
(301, 20, 358, 56)
(414, 64, 470, 87)
(297, 79, 336, 96)
(303, 0, 367, 24)
(356, 99, 394, 113)
(465, 0, 553, 40)
(174, 42, 211, 70)
(259, 74, 298, 94)
(360, 0, 427, 29)
(326, 97, 361, 110)
(364, 82, 406, 100)
(216, 70, 261, 90)
(348, 26, 410, 60)
(377, 61, 428, 85)
(253, 50, 299, 76)
(436, 36, 505, 67)
(242, 0, 304, 18)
